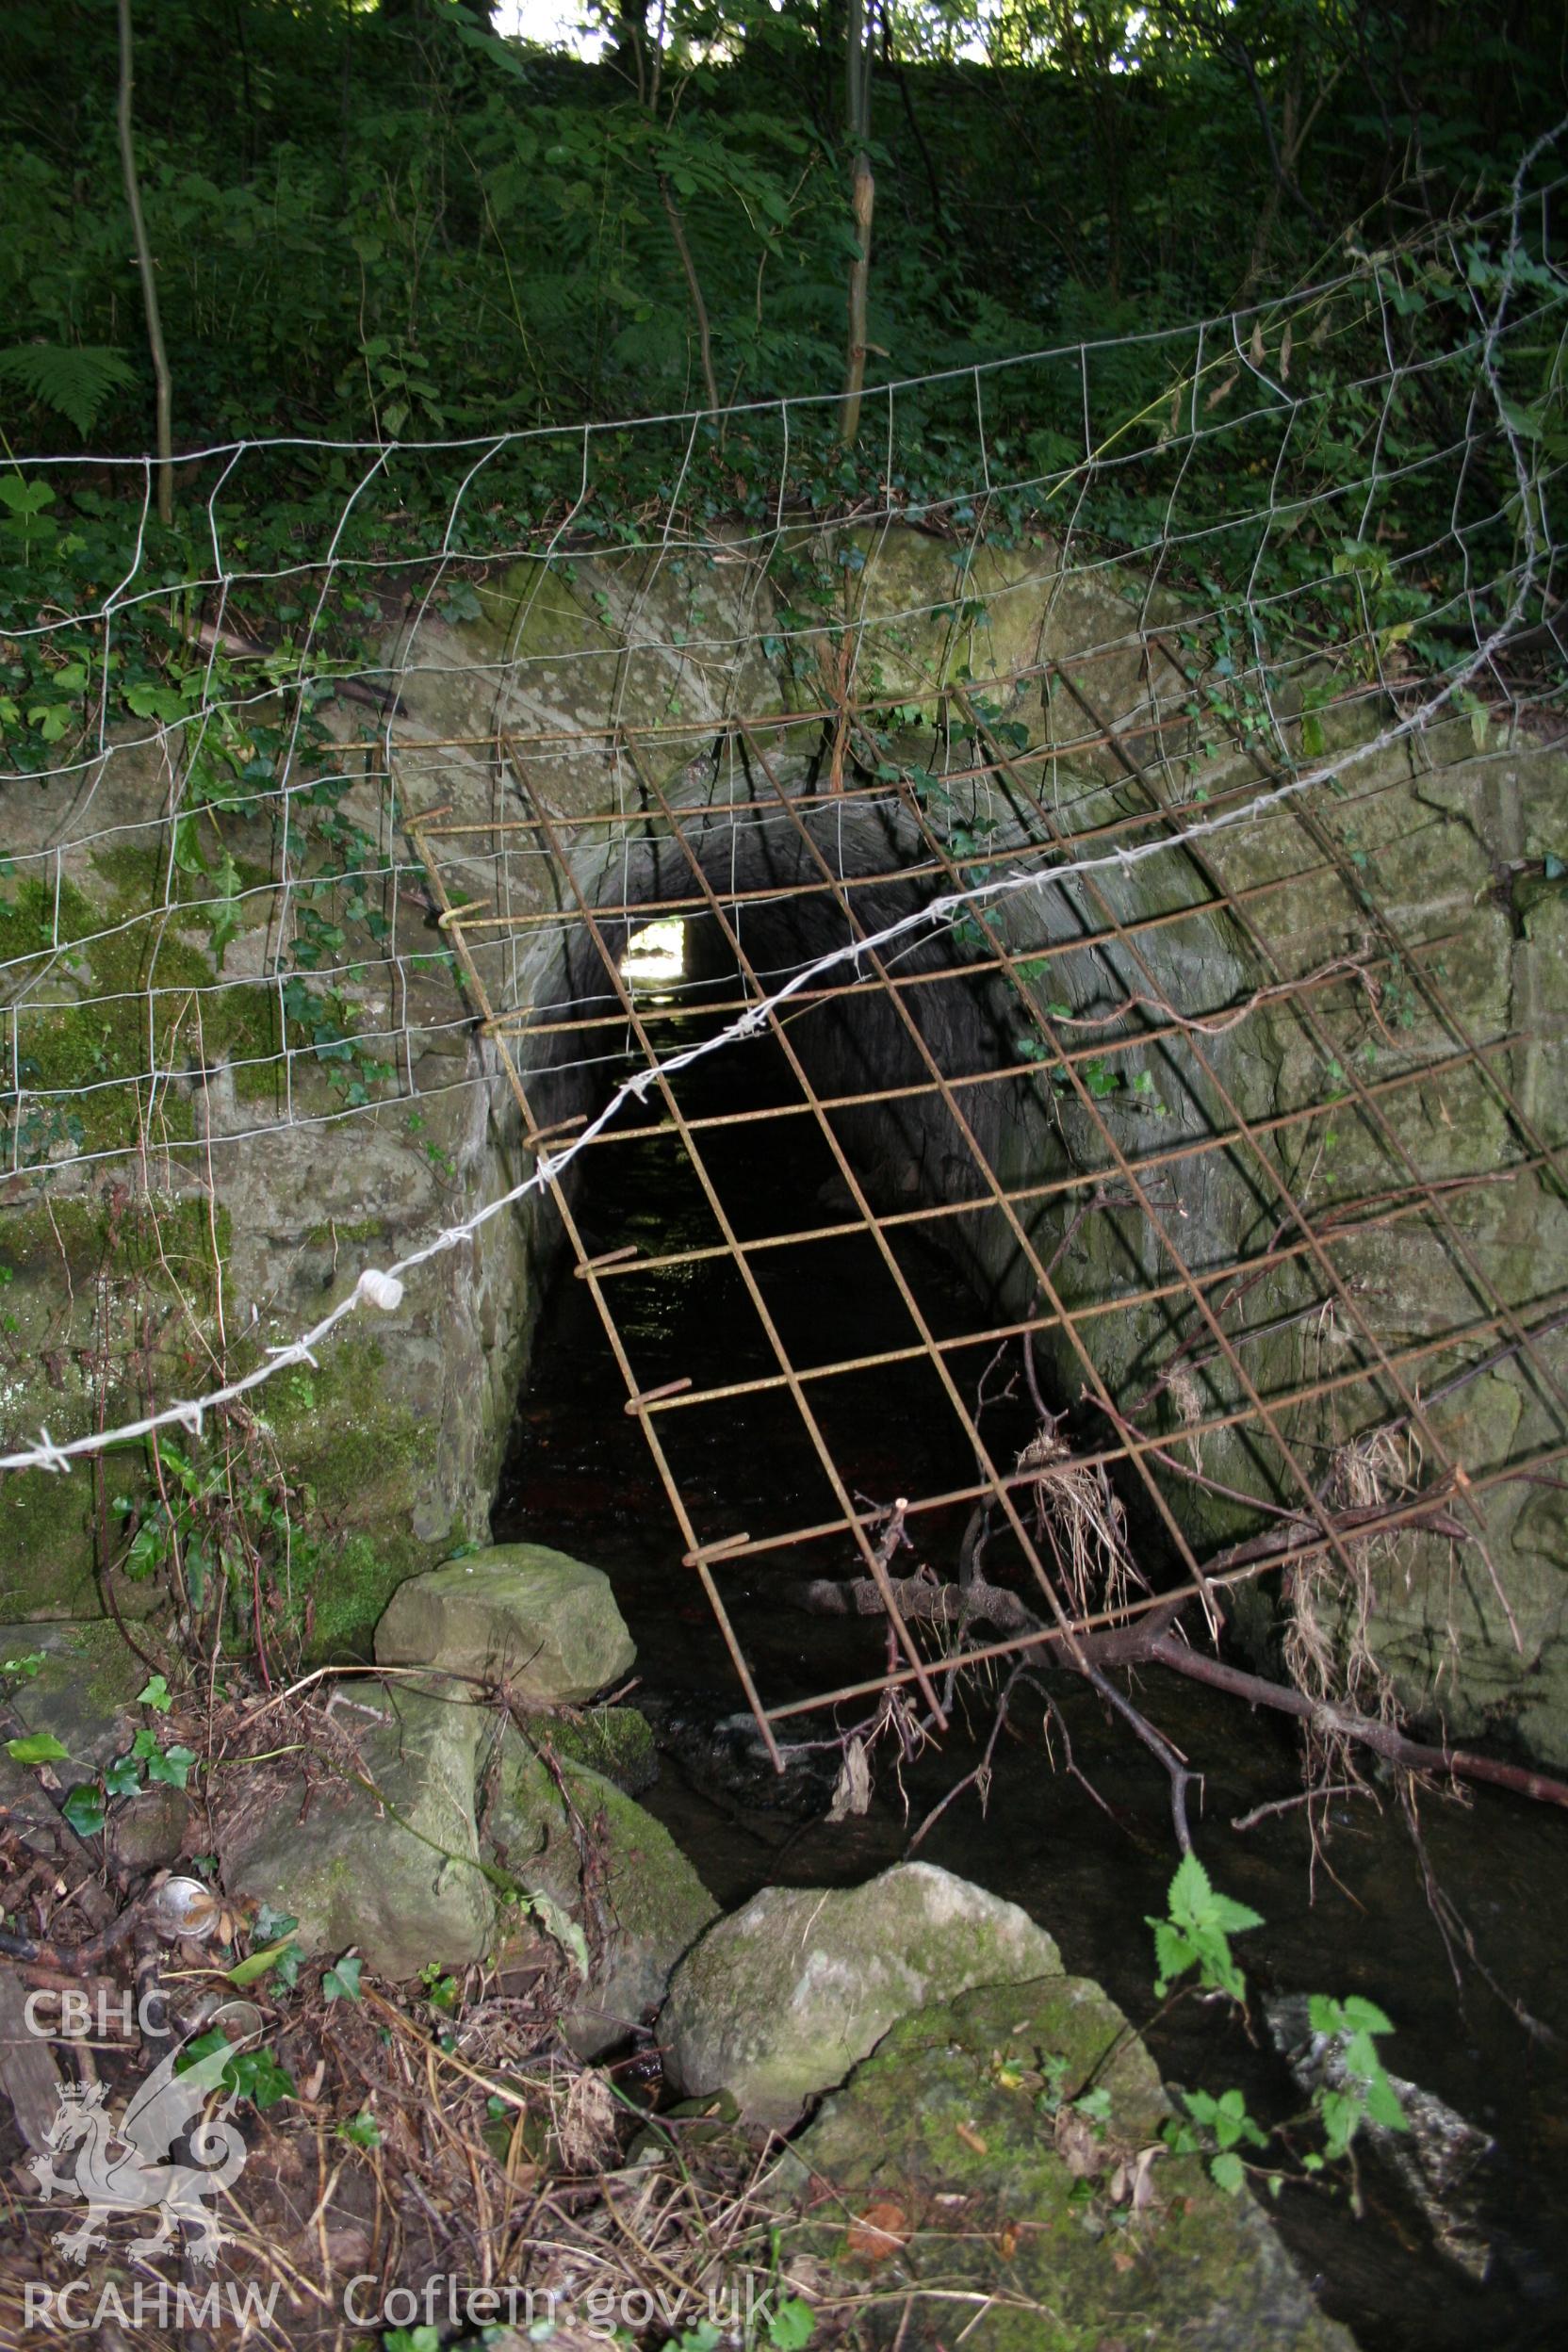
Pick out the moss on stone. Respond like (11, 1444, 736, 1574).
(0, 1191, 229, 1305)
(792, 1976, 1351, 2351)
(0, 1468, 100, 1622)
(221, 1679, 496, 1978)
(537, 1705, 657, 1793)
(298, 1529, 431, 1662)
(266, 1334, 433, 1515)
(256, 1337, 445, 1659)
(3, 862, 290, 1148)
(302, 1216, 388, 1249)
(490, 1736, 716, 2052)
(1, 1617, 149, 1764)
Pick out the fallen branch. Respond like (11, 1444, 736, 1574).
(794, 1561, 1568, 1817)
(1144, 1635, 1568, 1811)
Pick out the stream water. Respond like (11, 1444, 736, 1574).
(494, 992, 1568, 2351)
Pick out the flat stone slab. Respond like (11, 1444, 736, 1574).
(221, 1681, 494, 1980)
(788, 1974, 1353, 2350)
(661, 1863, 1063, 2129)
(374, 1543, 635, 1704)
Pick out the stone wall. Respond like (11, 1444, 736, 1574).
(3, 529, 1564, 1752)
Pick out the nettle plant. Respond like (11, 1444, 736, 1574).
(1150, 1853, 1405, 2196)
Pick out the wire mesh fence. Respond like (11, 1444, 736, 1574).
(2, 155, 1565, 1762)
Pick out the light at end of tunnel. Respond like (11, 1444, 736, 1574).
(621, 917, 686, 988)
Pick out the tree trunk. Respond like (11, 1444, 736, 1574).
(116, 0, 173, 527)
(840, 0, 874, 444)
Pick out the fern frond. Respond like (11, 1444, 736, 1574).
(0, 345, 137, 440)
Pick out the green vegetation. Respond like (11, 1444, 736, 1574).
(1148, 1852, 1405, 2194)
(3, 3, 1561, 1194)
(1, 2, 1562, 776)
(176, 2029, 297, 2111)
(3, 3, 1562, 449)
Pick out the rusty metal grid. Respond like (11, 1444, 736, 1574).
(403, 684, 1568, 1766)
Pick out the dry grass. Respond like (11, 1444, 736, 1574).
(1282, 1429, 1418, 1789)
(1018, 1429, 1149, 1626)
(2, 1686, 1049, 2352)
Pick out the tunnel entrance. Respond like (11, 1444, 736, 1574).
(487, 971, 1031, 1715)
(407, 726, 1205, 1758)
(403, 683, 1561, 1765)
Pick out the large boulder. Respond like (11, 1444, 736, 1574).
(221, 1681, 494, 1980)
(489, 1728, 716, 2057)
(660, 1863, 1062, 2129)
(374, 1543, 635, 1704)
(785, 1973, 1352, 2350)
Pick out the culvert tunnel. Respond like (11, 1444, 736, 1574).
(416, 728, 1360, 1744)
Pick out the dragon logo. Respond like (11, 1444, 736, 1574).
(29, 2037, 248, 2266)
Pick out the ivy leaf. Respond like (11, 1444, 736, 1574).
(104, 1753, 143, 1798)
(137, 1673, 172, 1713)
(146, 1743, 196, 1788)
(323, 1952, 364, 2001)
(62, 1785, 106, 1838)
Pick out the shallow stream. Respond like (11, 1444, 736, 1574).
(494, 998, 1568, 2352)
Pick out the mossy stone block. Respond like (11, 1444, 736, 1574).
(489, 1731, 715, 2056)
(2, 1618, 148, 1770)
(374, 1543, 635, 1703)
(660, 1863, 1063, 2130)
(788, 1974, 1351, 2350)
(221, 1681, 494, 1980)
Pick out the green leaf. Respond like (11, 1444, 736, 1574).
(0, 345, 136, 438)
(205, 851, 244, 967)
(137, 1673, 172, 1713)
(0, 474, 54, 517)
(1210, 2150, 1246, 2194)
(1148, 1917, 1194, 1995)
(177, 2029, 295, 2110)
(1363, 2073, 1408, 2132)
(125, 681, 185, 723)
(1498, 396, 1543, 441)
(146, 1743, 196, 1788)
(323, 1952, 364, 2001)
(62, 1784, 106, 1838)
(227, 1936, 303, 1988)
(769, 2298, 817, 2349)
(1168, 1851, 1264, 1939)
(104, 1753, 143, 1798)
(1336, 1994, 1395, 2036)
(172, 812, 207, 875)
(4, 1731, 70, 1765)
